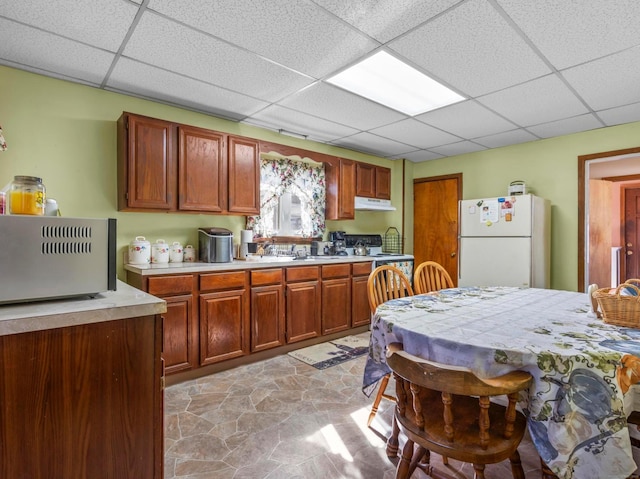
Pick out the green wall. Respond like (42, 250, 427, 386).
(408, 121, 640, 292)
(0, 66, 404, 280)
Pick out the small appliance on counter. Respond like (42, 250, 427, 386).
(329, 230, 348, 256)
(238, 229, 253, 260)
(0, 215, 117, 304)
(198, 227, 233, 263)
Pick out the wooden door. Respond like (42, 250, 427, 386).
(413, 175, 461, 284)
(339, 158, 356, 219)
(178, 125, 226, 212)
(356, 162, 376, 197)
(286, 281, 321, 343)
(251, 284, 285, 352)
(375, 166, 391, 199)
(227, 136, 259, 214)
(624, 187, 640, 280)
(589, 179, 613, 287)
(321, 277, 351, 334)
(120, 113, 176, 210)
(162, 294, 195, 374)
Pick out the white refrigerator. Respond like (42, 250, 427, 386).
(458, 194, 550, 288)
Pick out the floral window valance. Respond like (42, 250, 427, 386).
(246, 157, 326, 238)
(0, 125, 7, 151)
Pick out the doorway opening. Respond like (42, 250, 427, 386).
(578, 147, 640, 291)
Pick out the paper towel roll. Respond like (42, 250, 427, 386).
(241, 230, 253, 243)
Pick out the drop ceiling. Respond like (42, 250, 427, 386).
(1, 0, 640, 162)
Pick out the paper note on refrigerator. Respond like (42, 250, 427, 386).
(480, 200, 499, 223)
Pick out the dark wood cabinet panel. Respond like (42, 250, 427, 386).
(200, 289, 249, 365)
(356, 162, 376, 198)
(286, 280, 321, 343)
(227, 136, 259, 215)
(118, 113, 175, 211)
(178, 125, 226, 212)
(338, 159, 356, 219)
(251, 284, 285, 352)
(163, 294, 196, 374)
(375, 166, 391, 200)
(0, 315, 163, 479)
(351, 275, 370, 327)
(321, 277, 351, 334)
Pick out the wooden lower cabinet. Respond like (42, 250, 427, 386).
(163, 294, 195, 374)
(286, 266, 321, 343)
(351, 262, 373, 327)
(199, 271, 249, 365)
(0, 315, 163, 479)
(321, 264, 352, 334)
(250, 269, 285, 352)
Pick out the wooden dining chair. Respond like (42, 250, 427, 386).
(413, 261, 454, 294)
(386, 342, 532, 479)
(366, 265, 414, 427)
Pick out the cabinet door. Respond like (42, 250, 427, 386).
(356, 162, 376, 198)
(351, 275, 371, 327)
(119, 113, 176, 210)
(178, 126, 226, 212)
(228, 136, 259, 215)
(375, 166, 391, 200)
(200, 289, 249, 365)
(321, 277, 351, 334)
(286, 281, 321, 343)
(162, 294, 196, 374)
(338, 158, 356, 219)
(251, 284, 285, 352)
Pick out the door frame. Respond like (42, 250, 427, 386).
(578, 147, 640, 291)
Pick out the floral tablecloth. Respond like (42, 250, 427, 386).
(363, 287, 640, 479)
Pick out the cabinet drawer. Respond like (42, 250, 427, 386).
(322, 263, 351, 279)
(352, 262, 373, 277)
(200, 271, 247, 291)
(286, 266, 319, 282)
(148, 274, 193, 296)
(251, 268, 283, 286)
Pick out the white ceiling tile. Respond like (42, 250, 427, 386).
(416, 101, 517, 138)
(123, 13, 314, 102)
(477, 75, 589, 127)
(279, 83, 407, 131)
(330, 132, 415, 156)
(562, 46, 640, 112)
(148, 0, 378, 78)
(107, 58, 269, 120)
(395, 150, 444, 162)
(388, 0, 550, 96)
(496, 0, 640, 69)
(311, 0, 460, 43)
(0, 18, 114, 85)
(597, 103, 640, 127)
(0, 0, 138, 51)
(527, 114, 604, 139)
(473, 128, 538, 149)
(244, 105, 359, 142)
(368, 118, 460, 149)
(429, 141, 487, 157)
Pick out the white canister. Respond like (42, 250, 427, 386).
(129, 236, 151, 264)
(183, 245, 196, 262)
(151, 239, 170, 264)
(170, 241, 184, 263)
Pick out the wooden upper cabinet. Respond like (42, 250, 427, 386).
(228, 136, 259, 215)
(355, 162, 391, 200)
(326, 158, 356, 220)
(118, 112, 176, 211)
(178, 125, 226, 212)
(356, 163, 376, 198)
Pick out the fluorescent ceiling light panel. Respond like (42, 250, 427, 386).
(326, 51, 464, 116)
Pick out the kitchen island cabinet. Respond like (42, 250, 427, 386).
(0, 281, 165, 479)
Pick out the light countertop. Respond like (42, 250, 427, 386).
(0, 280, 166, 336)
(124, 256, 378, 276)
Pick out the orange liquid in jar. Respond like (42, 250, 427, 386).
(10, 190, 45, 215)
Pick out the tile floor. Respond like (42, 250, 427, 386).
(164, 348, 546, 479)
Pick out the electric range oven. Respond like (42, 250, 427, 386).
(343, 234, 414, 284)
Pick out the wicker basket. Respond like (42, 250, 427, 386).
(593, 280, 640, 328)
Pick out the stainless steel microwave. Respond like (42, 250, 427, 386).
(0, 215, 117, 304)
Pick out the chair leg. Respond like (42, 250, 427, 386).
(509, 449, 525, 479)
(386, 414, 400, 458)
(396, 438, 415, 479)
(540, 458, 559, 479)
(368, 373, 391, 427)
(408, 445, 430, 477)
(472, 463, 486, 479)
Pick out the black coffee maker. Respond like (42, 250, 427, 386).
(329, 231, 347, 256)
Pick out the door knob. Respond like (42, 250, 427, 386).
(451, 252, 456, 257)
(628, 243, 633, 247)
(628, 250, 634, 255)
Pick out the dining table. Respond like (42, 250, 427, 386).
(363, 286, 640, 479)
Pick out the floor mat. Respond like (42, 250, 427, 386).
(288, 333, 370, 369)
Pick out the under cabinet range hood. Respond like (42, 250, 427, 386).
(354, 196, 397, 211)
